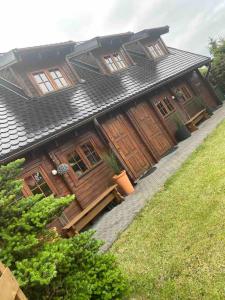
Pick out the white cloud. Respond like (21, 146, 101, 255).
(0, 0, 225, 55)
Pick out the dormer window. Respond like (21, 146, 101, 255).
(33, 72, 54, 94)
(104, 52, 127, 72)
(147, 42, 165, 59)
(50, 69, 68, 89)
(32, 67, 69, 95)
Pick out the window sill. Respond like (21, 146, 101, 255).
(74, 160, 104, 180)
(164, 110, 176, 119)
(37, 85, 75, 98)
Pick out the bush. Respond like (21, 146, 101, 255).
(0, 159, 128, 299)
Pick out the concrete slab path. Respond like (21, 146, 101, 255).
(92, 105, 225, 251)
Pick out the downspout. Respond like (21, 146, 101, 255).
(205, 62, 211, 79)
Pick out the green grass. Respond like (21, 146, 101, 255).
(112, 121, 225, 300)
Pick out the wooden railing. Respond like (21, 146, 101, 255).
(0, 262, 27, 300)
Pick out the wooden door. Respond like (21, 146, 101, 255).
(101, 113, 154, 180)
(127, 101, 174, 159)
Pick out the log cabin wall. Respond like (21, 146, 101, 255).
(187, 70, 219, 108)
(20, 125, 114, 232)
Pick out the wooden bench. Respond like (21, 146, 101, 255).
(185, 109, 209, 132)
(63, 184, 124, 237)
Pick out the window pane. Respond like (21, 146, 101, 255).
(104, 55, 118, 72)
(32, 187, 42, 195)
(45, 82, 54, 92)
(68, 151, 88, 177)
(156, 101, 168, 117)
(33, 72, 54, 94)
(33, 172, 44, 184)
(34, 74, 42, 84)
(50, 69, 68, 88)
(50, 71, 57, 79)
(55, 78, 64, 88)
(39, 83, 49, 94)
(155, 43, 164, 56)
(148, 46, 158, 58)
(40, 73, 48, 81)
(40, 183, 52, 197)
(56, 70, 62, 77)
(113, 53, 126, 69)
(181, 86, 192, 100)
(81, 142, 101, 166)
(60, 77, 68, 87)
(25, 171, 52, 196)
(26, 175, 36, 188)
(163, 97, 174, 112)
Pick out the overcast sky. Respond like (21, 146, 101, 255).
(1, 0, 225, 55)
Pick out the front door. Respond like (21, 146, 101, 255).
(101, 113, 154, 180)
(127, 101, 174, 159)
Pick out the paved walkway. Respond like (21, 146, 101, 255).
(93, 105, 225, 251)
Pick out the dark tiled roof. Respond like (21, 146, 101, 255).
(0, 48, 210, 162)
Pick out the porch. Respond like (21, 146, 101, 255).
(92, 104, 225, 251)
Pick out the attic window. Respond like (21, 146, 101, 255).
(33, 68, 69, 95)
(104, 52, 127, 72)
(33, 72, 54, 94)
(147, 42, 165, 59)
(50, 69, 68, 88)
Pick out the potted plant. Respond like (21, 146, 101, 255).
(173, 113, 191, 141)
(104, 151, 134, 195)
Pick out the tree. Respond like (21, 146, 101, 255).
(209, 38, 225, 90)
(0, 159, 127, 299)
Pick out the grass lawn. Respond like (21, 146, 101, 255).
(112, 121, 225, 300)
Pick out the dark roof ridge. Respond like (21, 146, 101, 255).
(13, 40, 75, 53)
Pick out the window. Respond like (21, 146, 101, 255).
(50, 69, 68, 89)
(163, 96, 174, 112)
(68, 151, 88, 177)
(104, 52, 127, 72)
(25, 171, 52, 196)
(174, 86, 192, 102)
(181, 86, 192, 100)
(33, 72, 54, 94)
(81, 142, 101, 166)
(155, 96, 175, 117)
(147, 42, 165, 59)
(67, 141, 101, 178)
(33, 68, 69, 94)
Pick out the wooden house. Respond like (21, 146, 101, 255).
(0, 26, 220, 234)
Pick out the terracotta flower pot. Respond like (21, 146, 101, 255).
(113, 170, 134, 195)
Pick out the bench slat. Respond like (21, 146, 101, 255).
(63, 184, 118, 230)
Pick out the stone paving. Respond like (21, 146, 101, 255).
(92, 105, 225, 251)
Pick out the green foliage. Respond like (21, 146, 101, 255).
(112, 120, 225, 299)
(0, 159, 127, 299)
(209, 38, 225, 90)
(172, 112, 183, 128)
(104, 151, 122, 175)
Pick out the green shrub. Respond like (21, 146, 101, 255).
(0, 159, 128, 299)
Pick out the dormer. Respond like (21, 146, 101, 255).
(124, 26, 170, 61)
(68, 32, 135, 75)
(0, 41, 79, 97)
